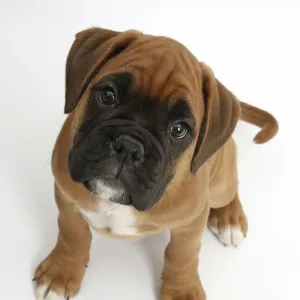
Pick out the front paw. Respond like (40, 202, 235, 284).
(208, 197, 248, 247)
(160, 277, 206, 300)
(33, 253, 86, 300)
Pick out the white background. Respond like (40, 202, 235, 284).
(0, 1, 299, 299)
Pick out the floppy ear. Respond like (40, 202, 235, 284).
(65, 27, 142, 114)
(191, 63, 241, 173)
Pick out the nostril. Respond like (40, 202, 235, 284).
(117, 145, 124, 153)
(113, 140, 123, 153)
(132, 151, 142, 161)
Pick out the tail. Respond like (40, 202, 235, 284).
(239, 101, 278, 144)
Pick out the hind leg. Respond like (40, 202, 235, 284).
(208, 193, 248, 247)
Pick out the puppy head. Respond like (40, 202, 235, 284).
(65, 28, 240, 211)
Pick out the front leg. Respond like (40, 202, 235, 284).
(161, 203, 209, 300)
(34, 185, 92, 300)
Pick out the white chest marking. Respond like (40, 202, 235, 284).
(78, 200, 138, 236)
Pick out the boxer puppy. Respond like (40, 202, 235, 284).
(33, 28, 278, 300)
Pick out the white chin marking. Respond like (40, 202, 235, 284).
(35, 285, 64, 300)
(209, 225, 245, 247)
(91, 179, 122, 201)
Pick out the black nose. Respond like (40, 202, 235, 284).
(113, 135, 144, 162)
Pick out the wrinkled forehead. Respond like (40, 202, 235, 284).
(93, 36, 201, 109)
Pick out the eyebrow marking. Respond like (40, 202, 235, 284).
(170, 99, 192, 113)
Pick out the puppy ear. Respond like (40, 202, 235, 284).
(65, 27, 142, 114)
(191, 63, 240, 173)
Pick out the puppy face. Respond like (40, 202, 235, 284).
(69, 71, 196, 211)
(65, 28, 240, 211)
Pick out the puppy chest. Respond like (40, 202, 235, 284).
(77, 201, 139, 236)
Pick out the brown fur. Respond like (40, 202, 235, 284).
(34, 28, 278, 299)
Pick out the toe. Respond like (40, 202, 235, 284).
(35, 284, 49, 300)
(35, 281, 68, 300)
(34, 259, 51, 281)
(208, 215, 219, 230)
(208, 224, 219, 236)
(218, 226, 231, 246)
(239, 215, 248, 235)
(44, 290, 65, 300)
(231, 226, 245, 247)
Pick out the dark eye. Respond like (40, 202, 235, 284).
(169, 122, 189, 139)
(97, 86, 117, 106)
